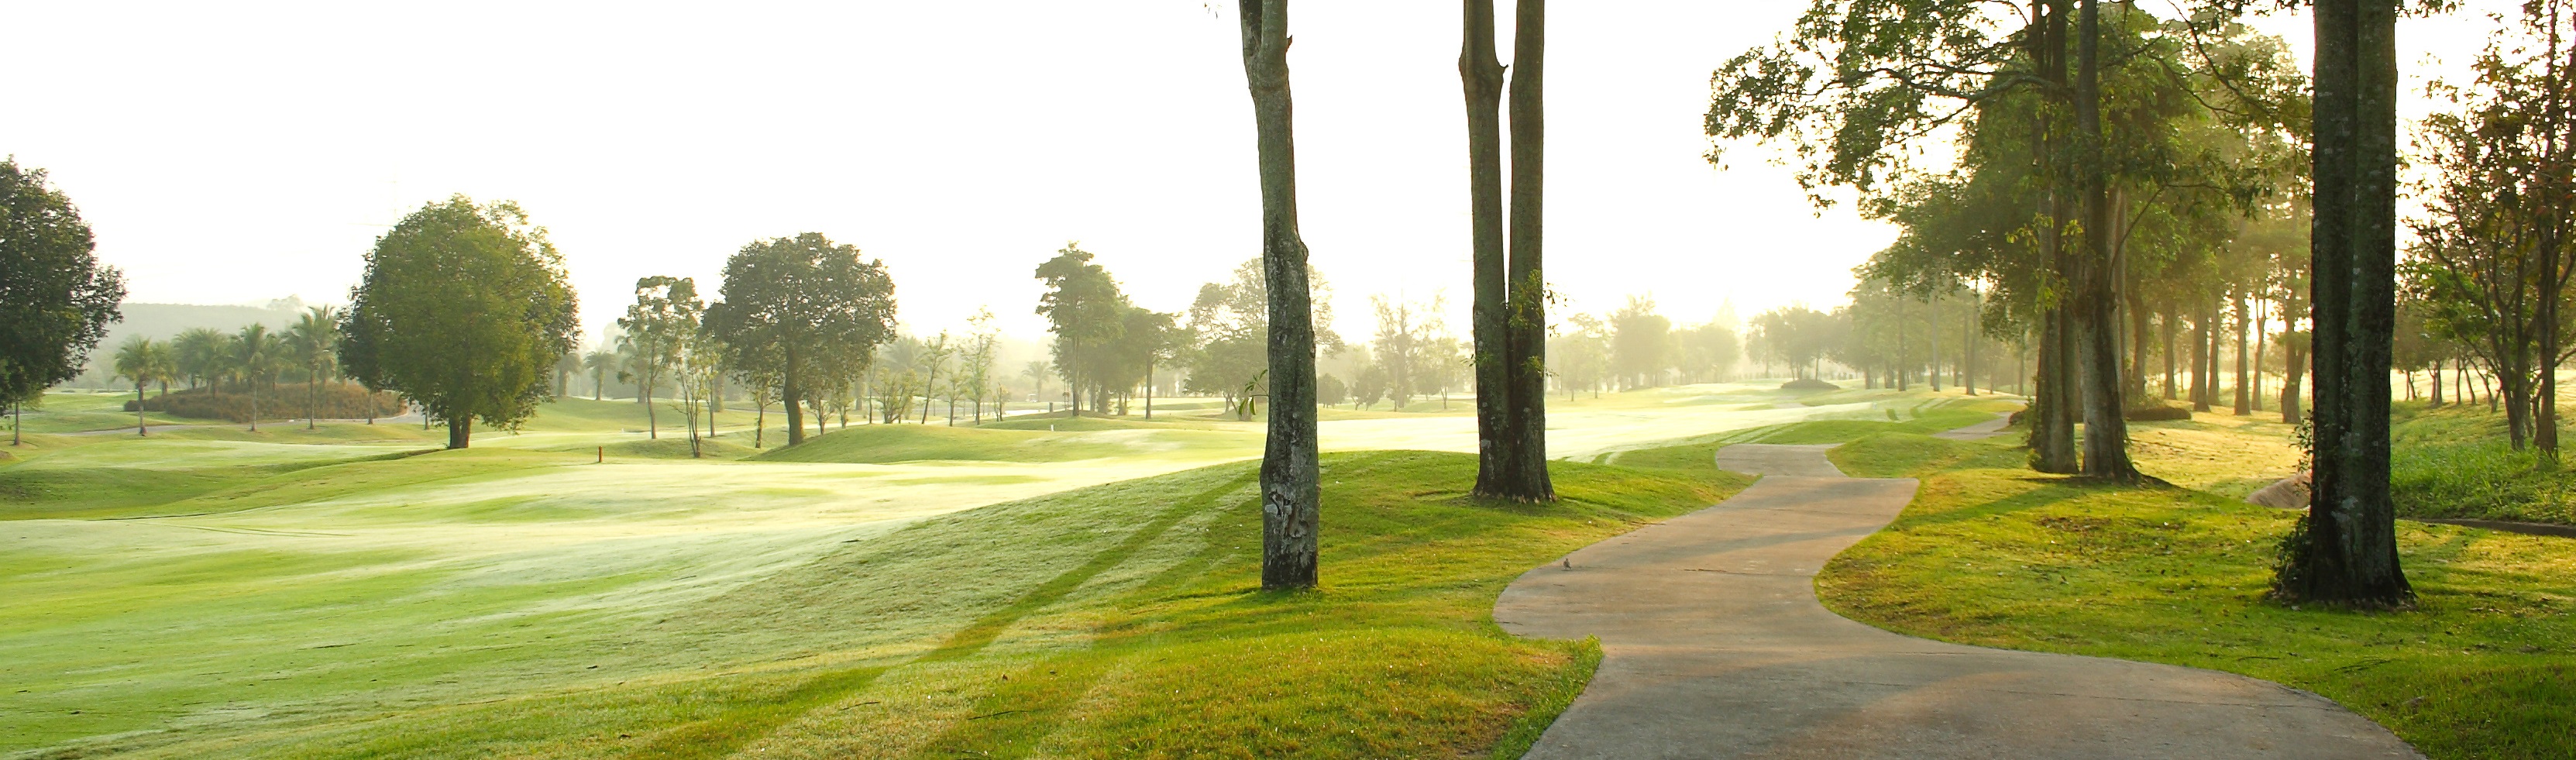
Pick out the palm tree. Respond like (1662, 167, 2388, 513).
(233, 324, 284, 432)
(583, 347, 617, 401)
(286, 306, 342, 429)
(112, 336, 165, 436)
(554, 349, 582, 401)
(173, 327, 226, 392)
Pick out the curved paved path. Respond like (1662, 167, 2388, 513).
(1496, 442, 2418, 759)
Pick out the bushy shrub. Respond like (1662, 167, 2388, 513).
(2391, 442, 2576, 524)
(126, 383, 405, 423)
(2123, 402, 2193, 421)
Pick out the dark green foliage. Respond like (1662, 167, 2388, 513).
(339, 197, 580, 449)
(1033, 244, 1129, 416)
(0, 159, 124, 408)
(126, 383, 401, 423)
(703, 233, 897, 446)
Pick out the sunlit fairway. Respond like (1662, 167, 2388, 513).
(0, 381, 1988, 756)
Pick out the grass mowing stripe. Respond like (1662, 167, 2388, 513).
(622, 665, 890, 760)
(917, 473, 1259, 663)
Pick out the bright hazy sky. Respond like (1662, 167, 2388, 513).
(0, 2, 2512, 346)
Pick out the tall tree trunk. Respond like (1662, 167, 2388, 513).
(1501, 0, 1557, 500)
(2282, 0, 2410, 606)
(448, 414, 471, 449)
(2431, 359, 2444, 405)
(137, 383, 148, 436)
(1965, 299, 1979, 396)
(2191, 310, 2213, 411)
(784, 348, 806, 446)
(1930, 296, 1943, 392)
(1463, 0, 1514, 499)
(2282, 340, 2306, 424)
(2127, 286, 2151, 404)
(2073, 0, 2138, 480)
(2234, 291, 2252, 415)
(2254, 306, 2268, 413)
(1240, 0, 1322, 590)
(2026, 0, 2079, 473)
(2162, 310, 2179, 399)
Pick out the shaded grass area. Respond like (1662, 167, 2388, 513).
(0, 440, 446, 521)
(1607, 394, 2017, 471)
(2392, 402, 2576, 525)
(1818, 437, 2576, 760)
(32, 452, 1747, 758)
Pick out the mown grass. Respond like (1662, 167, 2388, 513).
(1818, 430, 2576, 760)
(1606, 394, 2018, 471)
(40, 451, 1747, 758)
(747, 422, 1257, 465)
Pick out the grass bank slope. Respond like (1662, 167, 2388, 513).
(1817, 429, 2576, 759)
(747, 422, 1260, 465)
(48, 452, 1747, 759)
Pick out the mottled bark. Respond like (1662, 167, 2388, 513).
(2072, 0, 2138, 480)
(1463, 0, 1514, 498)
(2281, 0, 2410, 606)
(2025, 0, 2079, 473)
(1240, 0, 1321, 590)
(1501, 0, 1556, 500)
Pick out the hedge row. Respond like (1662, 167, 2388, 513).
(127, 383, 406, 423)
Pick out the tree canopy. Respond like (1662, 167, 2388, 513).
(338, 196, 580, 449)
(0, 158, 124, 411)
(703, 232, 898, 446)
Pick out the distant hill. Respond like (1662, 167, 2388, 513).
(111, 301, 308, 343)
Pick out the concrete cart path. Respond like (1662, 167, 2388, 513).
(1494, 442, 2418, 759)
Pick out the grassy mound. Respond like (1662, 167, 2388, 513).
(1604, 397, 2014, 470)
(59, 451, 1748, 758)
(1818, 435, 2576, 759)
(975, 415, 1192, 432)
(1828, 432, 2024, 478)
(748, 424, 1141, 464)
(0, 439, 439, 520)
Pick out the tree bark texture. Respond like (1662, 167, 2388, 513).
(1463, 0, 1515, 499)
(2025, 0, 2079, 473)
(1240, 0, 1322, 590)
(2285, 0, 2410, 606)
(448, 415, 471, 450)
(1501, 0, 1556, 501)
(2072, 0, 2138, 480)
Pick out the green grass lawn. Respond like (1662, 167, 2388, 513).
(19, 452, 1747, 759)
(1816, 426, 2576, 760)
(9, 380, 2039, 758)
